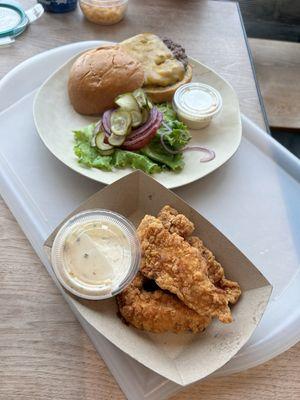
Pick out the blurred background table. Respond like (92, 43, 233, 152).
(1, 1, 299, 399)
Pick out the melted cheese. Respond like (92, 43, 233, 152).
(120, 33, 185, 87)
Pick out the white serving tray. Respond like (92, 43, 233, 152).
(0, 42, 300, 400)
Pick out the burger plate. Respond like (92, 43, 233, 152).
(33, 42, 242, 189)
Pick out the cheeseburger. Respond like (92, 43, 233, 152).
(120, 33, 192, 103)
(68, 34, 192, 115)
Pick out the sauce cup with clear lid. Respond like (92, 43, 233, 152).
(51, 209, 140, 300)
(173, 82, 223, 130)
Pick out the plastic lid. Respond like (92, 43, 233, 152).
(0, 3, 28, 38)
(51, 209, 140, 300)
(173, 83, 222, 120)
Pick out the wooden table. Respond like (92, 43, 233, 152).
(2, 1, 299, 399)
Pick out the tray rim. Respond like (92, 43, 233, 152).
(0, 41, 300, 400)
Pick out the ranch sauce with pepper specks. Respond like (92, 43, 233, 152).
(52, 216, 132, 298)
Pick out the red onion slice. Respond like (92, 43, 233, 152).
(102, 107, 163, 150)
(122, 112, 163, 150)
(102, 109, 113, 134)
(94, 119, 102, 134)
(184, 146, 216, 162)
(124, 108, 158, 140)
(160, 130, 215, 162)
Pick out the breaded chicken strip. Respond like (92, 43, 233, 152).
(138, 216, 233, 323)
(117, 273, 211, 333)
(157, 205, 194, 238)
(157, 206, 241, 305)
(187, 236, 241, 305)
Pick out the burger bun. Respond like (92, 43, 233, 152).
(68, 46, 144, 115)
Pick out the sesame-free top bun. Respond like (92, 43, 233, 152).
(68, 46, 144, 115)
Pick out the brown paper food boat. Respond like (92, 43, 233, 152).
(44, 171, 272, 386)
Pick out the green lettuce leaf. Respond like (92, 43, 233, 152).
(156, 103, 177, 122)
(72, 104, 191, 174)
(73, 124, 113, 171)
(113, 149, 161, 174)
(156, 103, 191, 150)
(74, 141, 113, 171)
(140, 140, 184, 171)
(74, 123, 95, 142)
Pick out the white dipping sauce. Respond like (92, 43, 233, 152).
(51, 210, 140, 300)
(173, 83, 223, 129)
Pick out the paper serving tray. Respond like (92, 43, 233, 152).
(44, 171, 272, 386)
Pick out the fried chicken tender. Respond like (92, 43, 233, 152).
(117, 206, 241, 333)
(117, 273, 211, 333)
(187, 236, 241, 304)
(138, 215, 233, 323)
(158, 206, 241, 304)
(157, 205, 194, 238)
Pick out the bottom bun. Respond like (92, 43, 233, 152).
(144, 64, 193, 103)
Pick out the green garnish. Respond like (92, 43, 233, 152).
(73, 102, 191, 174)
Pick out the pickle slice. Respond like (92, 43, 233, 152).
(141, 108, 150, 124)
(90, 134, 97, 147)
(146, 97, 153, 110)
(130, 110, 143, 128)
(132, 89, 148, 109)
(98, 148, 114, 156)
(115, 93, 139, 112)
(110, 110, 132, 136)
(90, 120, 102, 147)
(108, 133, 126, 147)
(95, 132, 114, 151)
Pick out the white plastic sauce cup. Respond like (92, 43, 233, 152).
(51, 209, 140, 300)
(173, 83, 223, 129)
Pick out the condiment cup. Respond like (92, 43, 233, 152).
(51, 209, 140, 300)
(173, 83, 223, 129)
(79, 0, 128, 25)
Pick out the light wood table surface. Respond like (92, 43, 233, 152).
(1, 1, 299, 399)
(249, 38, 300, 130)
